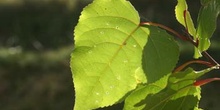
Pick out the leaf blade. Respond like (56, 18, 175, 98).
(175, 0, 196, 38)
(124, 67, 214, 110)
(71, 0, 150, 109)
(142, 26, 179, 83)
(196, 0, 220, 52)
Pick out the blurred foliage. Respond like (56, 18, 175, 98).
(0, 0, 220, 110)
(0, 0, 87, 50)
(0, 46, 73, 110)
(0, 0, 87, 110)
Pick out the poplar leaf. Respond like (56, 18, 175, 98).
(71, 0, 150, 109)
(196, 0, 220, 53)
(124, 67, 214, 110)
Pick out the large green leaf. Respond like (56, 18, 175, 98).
(196, 0, 220, 52)
(124, 67, 214, 110)
(71, 0, 150, 109)
(142, 26, 179, 83)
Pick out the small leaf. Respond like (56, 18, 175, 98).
(71, 0, 151, 109)
(175, 0, 188, 26)
(175, 0, 196, 38)
(142, 25, 179, 83)
(196, 0, 220, 52)
(124, 67, 214, 110)
(175, 0, 200, 58)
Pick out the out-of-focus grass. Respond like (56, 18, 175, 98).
(0, 46, 74, 110)
(0, 46, 72, 68)
(0, 0, 79, 10)
(0, 0, 91, 109)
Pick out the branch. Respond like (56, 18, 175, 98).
(173, 60, 213, 73)
(140, 21, 220, 68)
(194, 78, 220, 86)
(202, 51, 220, 67)
(140, 22, 197, 46)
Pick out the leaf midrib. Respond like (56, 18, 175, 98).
(84, 22, 145, 106)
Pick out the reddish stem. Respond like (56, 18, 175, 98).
(183, 10, 189, 33)
(140, 21, 219, 69)
(173, 60, 213, 73)
(183, 10, 199, 46)
(140, 22, 188, 41)
(194, 78, 220, 86)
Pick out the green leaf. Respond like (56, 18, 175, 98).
(71, 0, 150, 109)
(175, 0, 201, 58)
(124, 67, 214, 110)
(123, 75, 170, 110)
(142, 25, 179, 83)
(196, 0, 220, 52)
(175, 0, 196, 38)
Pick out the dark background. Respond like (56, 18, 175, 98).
(0, 0, 220, 110)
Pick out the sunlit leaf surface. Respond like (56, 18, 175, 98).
(124, 67, 214, 110)
(71, 0, 150, 109)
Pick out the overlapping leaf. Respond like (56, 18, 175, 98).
(71, 0, 150, 109)
(123, 75, 170, 110)
(124, 67, 214, 110)
(197, 0, 220, 52)
(142, 26, 179, 83)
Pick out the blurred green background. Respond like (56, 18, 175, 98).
(0, 0, 220, 110)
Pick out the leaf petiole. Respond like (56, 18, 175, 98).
(140, 22, 188, 41)
(173, 60, 213, 73)
(194, 78, 220, 86)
